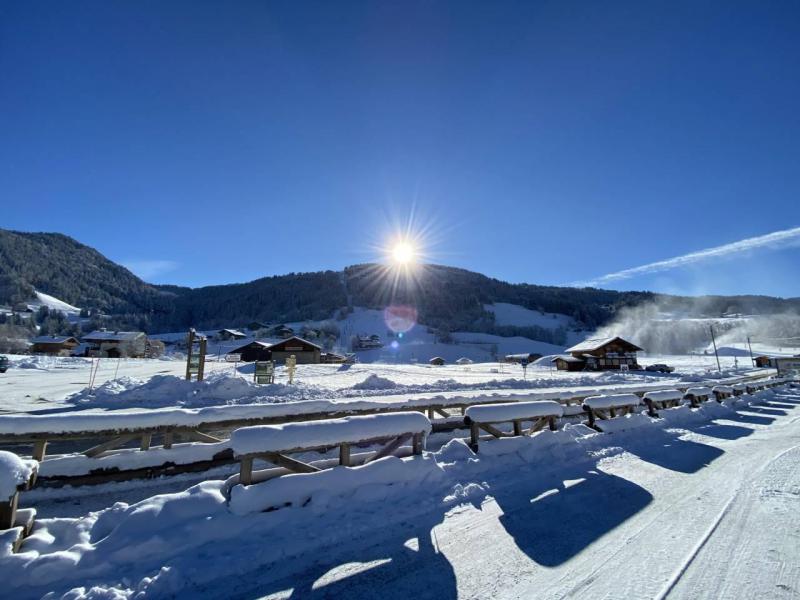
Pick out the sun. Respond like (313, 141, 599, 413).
(391, 241, 416, 265)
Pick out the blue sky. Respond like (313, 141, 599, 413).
(1, 1, 799, 296)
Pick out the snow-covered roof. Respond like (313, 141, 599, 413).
(565, 336, 643, 354)
(30, 335, 78, 344)
(551, 355, 585, 363)
(82, 331, 145, 342)
(219, 329, 246, 337)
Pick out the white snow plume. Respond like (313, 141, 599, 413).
(573, 226, 800, 287)
(594, 301, 800, 355)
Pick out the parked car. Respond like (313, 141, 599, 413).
(645, 363, 675, 373)
(0, 356, 9, 373)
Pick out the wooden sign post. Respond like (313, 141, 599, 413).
(286, 355, 297, 384)
(185, 329, 207, 381)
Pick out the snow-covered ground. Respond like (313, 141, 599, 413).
(2, 385, 798, 598)
(0, 352, 768, 414)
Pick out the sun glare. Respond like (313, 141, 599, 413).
(391, 241, 416, 265)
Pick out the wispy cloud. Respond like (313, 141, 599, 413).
(122, 259, 179, 281)
(572, 226, 800, 288)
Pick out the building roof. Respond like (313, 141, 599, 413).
(229, 340, 273, 353)
(30, 335, 79, 345)
(218, 329, 246, 337)
(565, 336, 643, 354)
(82, 330, 145, 342)
(551, 355, 586, 363)
(269, 336, 322, 351)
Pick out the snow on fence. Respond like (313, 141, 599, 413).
(641, 390, 683, 417)
(232, 412, 432, 486)
(711, 385, 734, 400)
(582, 394, 642, 431)
(0, 452, 38, 554)
(684, 387, 713, 408)
(0, 372, 780, 486)
(463, 401, 563, 451)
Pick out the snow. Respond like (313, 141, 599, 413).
(712, 385, 734, 394)
(591, 413, 655, 434)
(230, 412, 432, 455)
(484, 303, 573, 328)
(1, 384, 797, 598)
(464, 400, 563, 423)
(642, 389, 683, 403)
(583, 393, 641, 409)
(28, 290, 81, 316)
(685, 386, 713, 397)
(0, 451, 36, 499)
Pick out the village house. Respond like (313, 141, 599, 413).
(271, 324, 295, 339)
(30, 335, 80, 356)
(269, 336, 321, 364)
(429, 356, 446, 366)
(553, 336, 644, 371)
(504, 353, 543, 364)
(82, 330, 147, 358)
(216, 329, 247, 341)
(228, 336, 322, 364)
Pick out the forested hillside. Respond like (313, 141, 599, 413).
(2, 229, 799, 338)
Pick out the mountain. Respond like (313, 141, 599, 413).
(1, 228, 799, 337)
(0, 229, 171, 315)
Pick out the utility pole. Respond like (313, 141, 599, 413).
(746, 335, 755, 367)
(710, 325, 721, 373)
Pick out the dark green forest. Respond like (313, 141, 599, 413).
(1, 229, 798, 340)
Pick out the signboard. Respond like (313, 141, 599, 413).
(188, 354, 201, 374)
(225, 354, 241, 363)
(254, 361, 275, 384)
(620, 364, 629, 372)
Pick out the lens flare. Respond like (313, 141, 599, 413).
(384, 304, 417, 334)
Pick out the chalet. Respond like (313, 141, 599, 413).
(247, 321, 270, 332)
(551, 355, 586, 371)
(504, 353, 543, 364)
(30, 335, 80, 356)
(321, 351, 347, 364)
(429, 356, 446, 366)
(354, 334, 383, 350)
(754, 355, 772, 368)
(553, 336, 643, 371)
(456, 357, 473, 365)
(269, 336, 321, 364)
(82, 330, 147, 358)
(216, 329, 247, 341)
(229, 336, 323, 364)
(271, 324, 295, 339)
(229, 341, 273, 362)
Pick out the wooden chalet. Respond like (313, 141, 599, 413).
(30, 335, 79, 356)
(217, 329, 247, 341)
(228, 336, 322, 364)
(504, 353, 542, 364)
(554, 336, 644, 371)
(82, 330, 147, 358)
(429, 356, 446, 366)
(269, 336, 321, 364)
(271, 324, 295, 339)
(229, 341, 273, 362)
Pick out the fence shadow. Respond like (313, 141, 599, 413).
(623, 429, 724, 474)
(494, 466, 652, 567)
(692, 422, 753, 440)
(246, 510, 457, 600)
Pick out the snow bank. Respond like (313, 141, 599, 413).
(231, 412, 432, 455)
(0, 451, 36, 499)
(349, 374, 398, 390)
(592, 413, 654, 434)
(583, 393, 641, 410)
(712, 385, 734, 394)
(464, 400, 563, 423)
(229, 454, 445, 515)
(642, 390, 683, 403)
